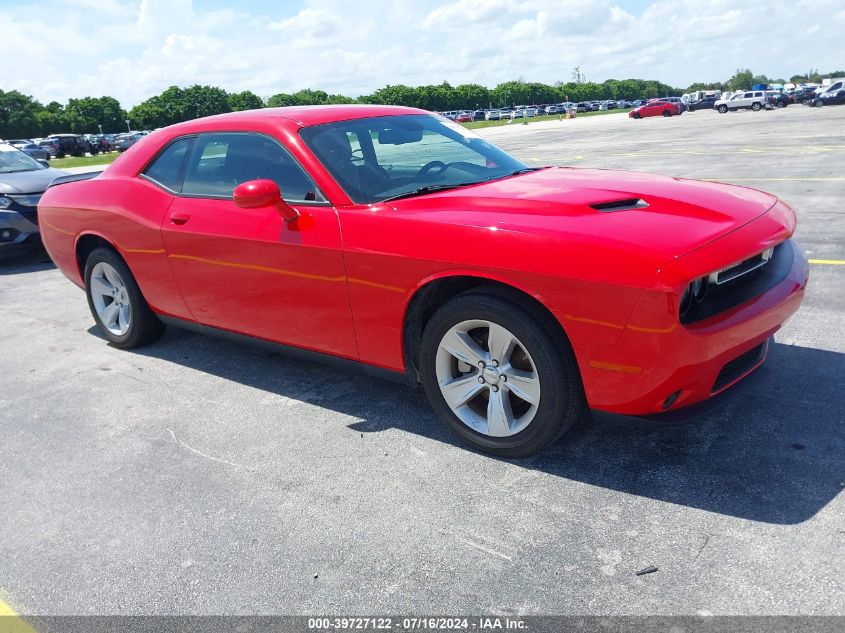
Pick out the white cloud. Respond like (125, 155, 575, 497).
(0, 0, 843, 108)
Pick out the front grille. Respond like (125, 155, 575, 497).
(709, 247, 774, 286)
(712, 340, 767, 393)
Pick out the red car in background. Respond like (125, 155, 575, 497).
(629, 100, 681, 119)
(38, 105, 807, 456)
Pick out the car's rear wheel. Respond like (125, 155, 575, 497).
(84, 247, 165, 349)
(663, 110, 672, 117)
(814, 99, 824, 108)
(420, 290, 585, 457)
(751, 102, 762, 111)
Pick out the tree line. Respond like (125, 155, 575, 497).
(2, 69, 843, 139)
(0, 78, 680, 139)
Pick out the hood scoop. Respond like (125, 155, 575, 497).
(591, 198, 649, 212)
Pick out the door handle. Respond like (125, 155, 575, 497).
(169, 211, 191, 225)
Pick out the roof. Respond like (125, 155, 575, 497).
(198, 104, 428, 127)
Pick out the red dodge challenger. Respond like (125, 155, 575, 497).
(39, 105, 808, 456)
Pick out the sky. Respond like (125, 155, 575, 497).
(1, 0, 843, 107)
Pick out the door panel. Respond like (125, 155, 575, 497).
(161, 199, 357, 359)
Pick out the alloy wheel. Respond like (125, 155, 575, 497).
(89, 261, 132, 336)
(435, 320, 540, 437)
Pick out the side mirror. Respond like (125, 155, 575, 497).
(37, 159, 50, 168)
(233, 179, 298, 223)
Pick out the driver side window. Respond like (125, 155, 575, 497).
(181, 132, 324, 203)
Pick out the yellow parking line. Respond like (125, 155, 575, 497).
(809, 259, 845, 265)
(0, 595, 37, 633)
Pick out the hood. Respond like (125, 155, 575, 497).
(0, 167, 68, 195)
(389, 167, 777, 262)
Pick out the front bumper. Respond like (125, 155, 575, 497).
(580, 236, 808, 416)
(0, 207, 41, 258)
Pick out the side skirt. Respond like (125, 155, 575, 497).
(157, 315, 417, 387)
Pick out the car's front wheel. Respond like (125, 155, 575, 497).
(751, 102, 762, 111)
(718, 105, 728, 113)
(420, 290, 585, 457)
(663, 110, 672, 117)
(84, 247, 165, 349)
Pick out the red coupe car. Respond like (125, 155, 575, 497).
(39, 105, 808, 456)
(629, 100, 681, 119)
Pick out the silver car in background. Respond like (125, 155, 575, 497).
(0, 143, 67, 258)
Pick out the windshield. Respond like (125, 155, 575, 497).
(0, 144, 45, 174)
(299, 114, 527, 204)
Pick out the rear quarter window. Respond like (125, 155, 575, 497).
(142, 137, 194, 192)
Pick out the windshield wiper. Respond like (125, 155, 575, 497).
(502, 167, 543, 178)
(380, 181, 482, 203)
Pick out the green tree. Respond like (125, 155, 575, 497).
(267, 93, 297, 107)
(726, 69, 754, 91)
(0, 90, 43, 138)
(228, 90, 264, 111)
(65, 96, 127, 133)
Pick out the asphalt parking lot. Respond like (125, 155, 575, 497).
(1, 106, 843, 618)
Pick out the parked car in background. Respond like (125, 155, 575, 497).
(0, 143, 67, 257)
(86, 134, 112, 153)
(629, 100, 680, 119)
(116, 133, 144, 152)
(472, 110, 486, 122)
(454, 112, 473, 123)
(792, 87, 820, 104)
(766, 92, 793, 108)
(687, 95, 718, 111)
(714, 91, 768, 113)
(38, 105, 807, 457)
(652, 97, 686, 114)
(47, 134, 92, 158)
(485, 110, 501, 121)
(575, 102, 589, 113)
(11, 142, 51, 161)
(37, 138, 59, 157)
(808, 85, 845, 107)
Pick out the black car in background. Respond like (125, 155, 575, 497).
(792, 87, 820, 104)
(687, 95, 718, 111)
(767, 92, 793, 108)
(809, 87, 845, 107)
(46, 134, 92, 158)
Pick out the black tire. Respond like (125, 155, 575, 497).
(662, 110, 672, 117)
(419, 289, 585, 457)
(814, 100, 823, 108)
(84, 247, 165, 349)
(777, 101, 786, 108)
(633, 112, 641, 119)
(718, 105, 728, 113)
(751, 102, 762, 111)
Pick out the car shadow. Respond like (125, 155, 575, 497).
(128, 330, 843, 525)
(0, 247, 55, 275)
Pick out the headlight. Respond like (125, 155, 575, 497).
(0, 196, 12, 210)
(679, 276, 709, 318)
